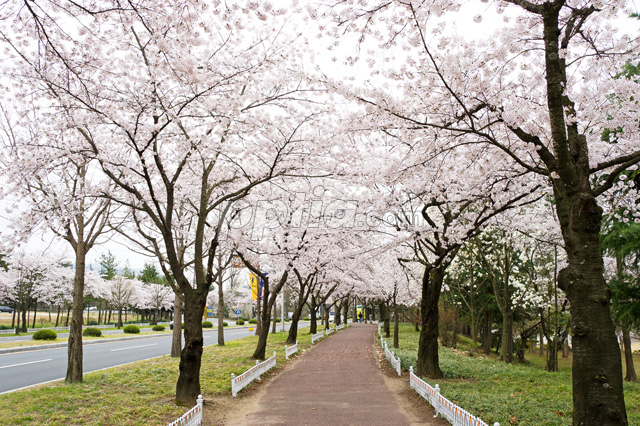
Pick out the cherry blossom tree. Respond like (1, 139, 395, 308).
(313, 1, 639, 421)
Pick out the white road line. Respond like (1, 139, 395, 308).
(109, 343, 158, 352)
(0, 359, 52, 369)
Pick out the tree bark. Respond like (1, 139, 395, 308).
(65, 238, 86, 383)
(217, 278, 225, 346)
(55, 306, 60, 327)
(416, 266, 444, 378)
(175, 290, 206, 405)
(393, 299, 399, 349)
(171, 291, 183, 357)
(622, 327, 637, 382)
(555, 191, 627, 424)
(309, 296, 318, 334)
(32, 302, 37, 328)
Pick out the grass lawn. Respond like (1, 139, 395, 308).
(0, 327, 316, 425)
(383, 323, 640, 426)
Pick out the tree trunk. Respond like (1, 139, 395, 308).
(65, 307, 70, 326)
(66, 239, 86, 383)
(252, 291, 273, 360)
(417, 266, 444, 378)
(393, 300, 399, 349)
(117, 309, 123, 329)
(175, 289, 207, 405)
(622, 327, 637, 382)
(352, 296, 357, 324)
(21, 306, 27, 332)
(217, 279, 225, 346)
(414, 307, 420, 332)
(271, 300, 277, 334)
(382, 302, 390, 338)
(287, 299, 306, 345)
(171, 291, 183, 357)
(309, 297, 318, 334)
(546, 339, 559, 372)
(563, 339, 569, 358)
(555, 191, 627, 425)
(11, 308, 15, 329)
(32, 302, 37, 328)
(483, 311, 492, 355)
(55, 305, 61, 327)
(500, 312, 513, 363)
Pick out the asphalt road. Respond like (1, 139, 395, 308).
(0, 323, 307, 394)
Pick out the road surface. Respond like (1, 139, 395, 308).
(0, 323, 307, 394)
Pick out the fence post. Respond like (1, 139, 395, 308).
(197, 394, 203, 411)
(285, 345, 288, 360)
(256, 359, 261, 381)
(434, 384, 440, 418)
(231, 373, 236, 397)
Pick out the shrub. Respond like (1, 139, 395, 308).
(152, 325, 165, 331)
(303, 317, 309, 321)
(88, 320, 99, 326)
(248, 319, 257, 324)
(83, 327, 102, 337)
(285, 318, 291, 322)
(123, 325, 140, 334)
(33, 329, 57, 340)
(275, 318, 281, 322)
(223, 322, 228, 327)
(236, 319, 245, 325)
(181, 323, 185, 329)
(202, 321, 213, 328)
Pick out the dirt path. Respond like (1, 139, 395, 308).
(223, 323, 444, 426)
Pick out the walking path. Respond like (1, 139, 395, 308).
(229, 323, 441, 426)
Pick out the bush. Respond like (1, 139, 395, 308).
(123, 325, 140, 334)
(202, 321, 213, 328)
(248, 319, 257, 324)
(223, 322, 228, 327)
(88, 320, 99, 326)
(303, 317, 309, 321)
(181, 323, 185, 329)
(83, 327, 102, 337)
(285, 318, 291, 322)
(152, 325, 165, 331)
(275, 318, 281, 322)
(33, 329, 57, 340)
(236, 319, 245, 325)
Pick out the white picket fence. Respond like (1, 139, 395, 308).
(311, 330, 325, 343)
(409, 367, 499, 426)
(231, 351, 277, 397)
(285, 342, 298, 360)
(383, 341, 402, 376)
(167, 395, 203, 426)
(326, 327, 335, 335)
(336, 324, 345, 330)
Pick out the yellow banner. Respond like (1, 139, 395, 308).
(250, 273, 258, 301)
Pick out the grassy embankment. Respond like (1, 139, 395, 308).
(382, 323, 640, 426)
(0, 326, 316, 425)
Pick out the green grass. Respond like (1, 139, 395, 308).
(0, 327, 314, 425)
(382, 323, 640, 426)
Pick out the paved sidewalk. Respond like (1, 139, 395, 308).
(233, 323, 426, 426)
